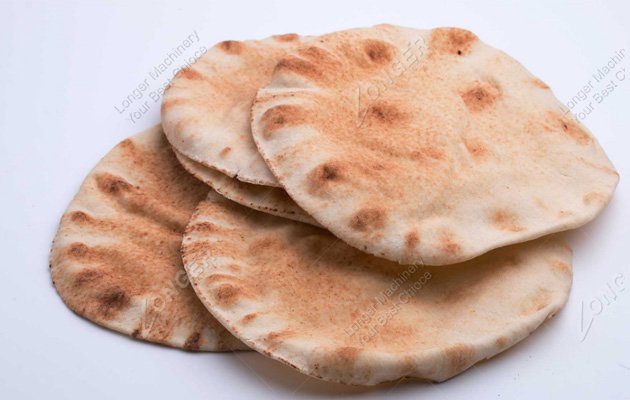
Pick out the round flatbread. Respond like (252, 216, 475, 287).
(182, 191, 573, 384)
(251, 24, 618, 266)
(161, 33, 308, 187)
(50, 125, 246, 351)
(173, 148, 319, 226)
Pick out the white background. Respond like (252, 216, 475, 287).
(1, 0, 629, 399)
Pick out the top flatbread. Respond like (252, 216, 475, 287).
(251, 24, 619, 266)
(161, 33, 308, 187)
(50, 125, 246, 351)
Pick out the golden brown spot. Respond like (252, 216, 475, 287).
(97, 287, 130, 317)
(429, 28, 478, 56)
(241, 313, 257, 324)
(217, 40, 242, 54)
(437, 231, 461, 255)
(405, 231, 420, 250)
(176, 67, 205, 81)
(444, 343, 476, 374)
(521, 289, 551, 316)
(349, 208, 386, 232)
(262, 330, 295, 351)
(495, 337, 508, 348)
(552, 260, 571, 275)
(363, 39, 393, 64)
(546, 112, 592, 145)
(247, 236, 279, 255)
(183, 332, 201, 351)
(491, 209, 525, 232)
(260, 104, 306, 139)
(275, 56, 321, 80)
(68, 243, 89, 258)
(532, 78, 550, 89)
(219, 146, 232, 157)
(463, 138, 490, 159)
(461, 81, 501, 112)
(73, 269, 104, 287)
(558, 210, 574, 218)
(214, 284, 239, 307)
(273, 33, 299, 42)
(582, 192, 606, 206)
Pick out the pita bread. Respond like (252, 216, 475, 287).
(173, 148, 320, 226)
(161, 33, 308, 187)
(251, 24, 618, 266)
(50, 125, 246, 351)
(182, 191, 573, 385)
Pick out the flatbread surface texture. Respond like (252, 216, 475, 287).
(162, 33, 307, 187)
(182, 191, 573, 384)
(251, 24, 618, 265)
(50, 125, 246, 351)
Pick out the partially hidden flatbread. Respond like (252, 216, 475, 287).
(251, 24, 618, 266)
(162, 33, 308, 187)
(182, 191, 573, 384)
(173, 148, 319, 226)
(50, 125, 246, 351)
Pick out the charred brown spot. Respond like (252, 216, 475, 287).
(444, 343, 476, 374)
(131, 328, 141, 338)
(405, 231, 420, 250)
(176, 67, 204, 80)
(219, 146, 232, 157)
(491, 209, 525, 232)
(260, 104, 305, 139)
(363, 39, 393, 64)
(273, 33, 299, 42)
(306, 161, 344, 194)
(461, 81, 501, 112)
(429, 28, 478, 56)
(349, 208, 386, 232)
(97, 287, 130, 317)
(217, 40, 242, 54)
(463, 138, 489, 159)
(95, 173, 134, 195)
(183, 332, 201, 351)
(70, 211, 90, 223)
(366, 103, 405, 124)
(214, 284, 239, 307)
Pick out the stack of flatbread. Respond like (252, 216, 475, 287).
(51, 25, 618, 385)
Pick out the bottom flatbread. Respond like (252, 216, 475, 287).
(50, 125, 247, 351)
(183, 191, 573, 383)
